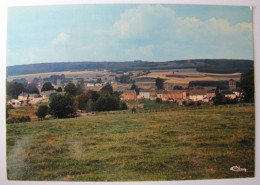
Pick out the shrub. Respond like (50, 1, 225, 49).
(64, 83, 77, 96)
(94, 95, 120, 111)
(49, 94, 76, 118)
(187, 102, 195, 106)
(36, 105, 49, 120)
(6, 116, 31, 124)
(41, 82, 55, 92)
(156, 98, 162, 103)
(121, 102, 128, 110)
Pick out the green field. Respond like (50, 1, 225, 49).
(6, 104, 255, 181)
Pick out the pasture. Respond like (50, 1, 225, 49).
(6, 105, 254, 181)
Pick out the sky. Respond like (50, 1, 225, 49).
(7, 4, 254, 66)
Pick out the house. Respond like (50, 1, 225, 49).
(7, 99, 21, 107)
(156, 90, 164, 99)
(188, 89, 207, 102)
(149, 91, 157, 100)
(207, 90, 216, 101)
(29, 94, 43, 105)
(162, 90, 187, 101)
(137, 90, 151, 99)
(221, 91, 237, 99)
(121, 90, 137, 101)
(18, 92, 28, 101)
(41, 90, 56, 98)
(87, 83, 95, 87)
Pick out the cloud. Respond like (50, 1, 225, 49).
(138, 45, 155, 58)
(28, 51, 37, 60)
(52, 32, 69, 45)
(103, 4, 253, 60)
(7, 5, 253, 66)
(112, 5, 175, 40)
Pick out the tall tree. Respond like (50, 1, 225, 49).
(100, 83, 113, 96)
(64, 83, 77, 96)
(76, 93, 91, 112)
(76, 80, 85, 95)
(130, 82, 140, 95)
(41, 82, 55, 92)
(26, 83, 40, 94)
(86, 99, 93, 112)
(240, 69, 254, 102)
(6, 81, 26, 99)
(90, 90, 99, 102)
(36, 105, 49, 120)
(155, 77, 164, 90)
(94, 95, 120, 111)
(56, 87, 62, 92)
(49, 94, 76, 118)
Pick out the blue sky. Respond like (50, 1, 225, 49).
(7, 4, 253, 66)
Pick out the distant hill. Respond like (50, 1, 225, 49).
(7, 59, 254, 76)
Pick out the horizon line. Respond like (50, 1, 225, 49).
(6, 58, 254, 67)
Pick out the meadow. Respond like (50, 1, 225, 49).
(6, 104, 255, 181)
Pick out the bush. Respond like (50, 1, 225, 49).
(94, 95, 120, 111)
(64, 83, 77, 96)
(6, 116, 31, 124)
(121, 102, 128, 110)
(6, 104, 14, 118)
(187, 102, 195, 106)
(156, 98, 162, 103)
(49, 94, 76, 118)
(76, 93, 91, 112)
(36, 105, 49, 120)
(41, 82, 55, 92)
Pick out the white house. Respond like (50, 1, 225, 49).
(137, 90, 151, 99)
(18, 92, 28, 101)
(29, 94, 43, 105)
(189, 89, 207, 102)
(87, 83, 95, 87)
(8, 99, 21, 107)
(222, 91, 237, 99)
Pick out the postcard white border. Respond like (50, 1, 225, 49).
(0, 0, 259, 185)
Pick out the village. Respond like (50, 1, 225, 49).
(7, 69, 241, 108)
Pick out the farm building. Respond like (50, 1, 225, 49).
(121, 90, 137, 101)
(29, 94, 43, 105)
(149, 91, 157, 100)
(137, 90, 152, 99)
(7, 99, 21, 107)
(18, 92, 29, 101)
(207, 90, 216, 101)
(188, 89, 207, 102)
(221, 91, 237, 99)
(162, 90, 187, 101)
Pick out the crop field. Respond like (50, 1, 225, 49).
(139, 71, 241, 84)
(6, 105, 254, 181)
(7, 70, 112, 82)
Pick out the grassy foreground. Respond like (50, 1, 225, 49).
(6, 105, 255, 181)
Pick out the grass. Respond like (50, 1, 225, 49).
(8, 106, 38, 120)
(6, 104, 255, 181)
